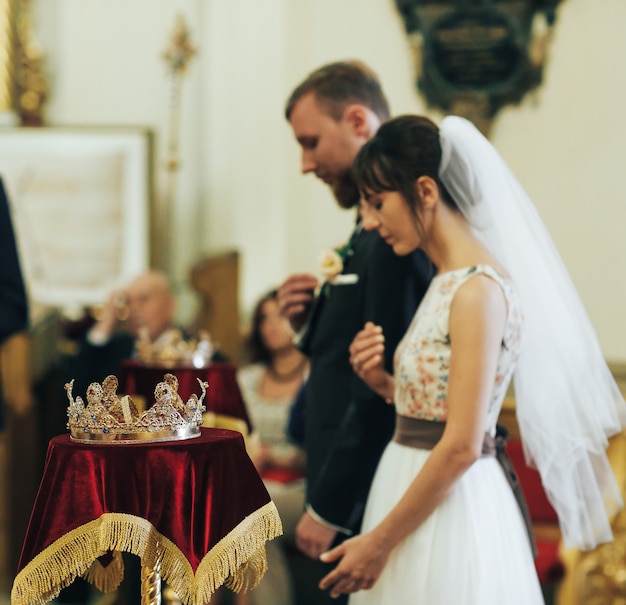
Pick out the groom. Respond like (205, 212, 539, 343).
(278, 61, 432, 603)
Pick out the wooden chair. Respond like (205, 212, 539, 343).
(188, 250, 242, 365)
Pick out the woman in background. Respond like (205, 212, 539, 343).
(237, 289, 308, 605)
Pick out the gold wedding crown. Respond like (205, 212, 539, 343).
(65, 373, 207, 444)
(134, 328, 215, 367)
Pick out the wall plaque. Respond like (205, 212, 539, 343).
(0, 127, 152, 310)
(395, 1, 563, 134)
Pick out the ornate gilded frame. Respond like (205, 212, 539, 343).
(0, 0, 16, 115)
(0, 0, 47, 125)
(394, 0, 563, 135)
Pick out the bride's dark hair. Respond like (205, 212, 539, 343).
(352, 115, 457, 235)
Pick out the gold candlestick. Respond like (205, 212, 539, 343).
(0, 0, 16, 116)
(158, 14, 197, 274)
(141, 560, 162, 605)
(14, 0, 47, 126)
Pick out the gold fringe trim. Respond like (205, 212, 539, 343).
(193, 501, 283, 603)
(83, 550, 124, 593)
(11, 501, 282, 605)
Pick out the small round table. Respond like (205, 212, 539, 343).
(12, 428, 282, 605)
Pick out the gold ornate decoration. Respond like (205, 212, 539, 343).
(394, 1, 564, 135)
(556, 430, 626, 605)
(134, 328, 215, 367)
(0, 0, 16, 115)
(157, 14, 197, 273)
(141, 551, 162, 605)
(65, 373, 207, 444)
(13, 0, 48, 125)
(162, 14, 197, 83)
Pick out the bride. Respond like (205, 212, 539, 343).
(317, 115, 626, 604)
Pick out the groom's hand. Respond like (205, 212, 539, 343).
(295, 511, 337, 560)
(277, 273, 319, 332)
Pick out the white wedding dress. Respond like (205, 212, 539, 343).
(350, 265, 544, 605)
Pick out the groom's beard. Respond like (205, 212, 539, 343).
(332, 170, 359, 210)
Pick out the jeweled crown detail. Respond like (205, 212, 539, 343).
(65, 373, 207, 444)
(135, 328, 214, 368)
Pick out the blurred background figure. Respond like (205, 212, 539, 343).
(59, 269, 226, 399)
(92, 270, 176, 345)
(0, 177, 30, 429)
(236, 289, 308, 605)
(60, 270, 177, 396)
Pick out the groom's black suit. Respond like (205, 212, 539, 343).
(300, 224, 431, 535)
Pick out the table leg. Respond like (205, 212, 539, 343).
(141, 562, 162, 605)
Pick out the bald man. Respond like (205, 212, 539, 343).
(62, 271, 179, 396)
(90, 270, 177, 345)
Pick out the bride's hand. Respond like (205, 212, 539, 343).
(318, 531, 391, 597)
(349, 322, 392, 397)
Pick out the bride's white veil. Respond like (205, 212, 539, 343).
(438, 115, 626, 549)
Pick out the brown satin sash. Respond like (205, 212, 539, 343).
(393, 415, 538, 558)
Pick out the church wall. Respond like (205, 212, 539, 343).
(32, 0, 626, 360)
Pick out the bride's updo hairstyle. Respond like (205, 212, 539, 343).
(352, 115, 457, 235)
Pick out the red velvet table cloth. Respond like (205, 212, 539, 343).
(119, 361, 253, 434)
(12, 429, 282, 605)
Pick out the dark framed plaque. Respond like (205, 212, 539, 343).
(395, 1, 563, 132)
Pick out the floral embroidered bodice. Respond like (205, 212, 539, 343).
(393, 265, 523, 431)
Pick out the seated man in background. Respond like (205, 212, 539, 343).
(61, 270, 178, 396)
(60, 269, 227, 397)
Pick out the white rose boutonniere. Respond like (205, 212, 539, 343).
(318, 224, 362, 296)
(319, 248, 344, 282)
